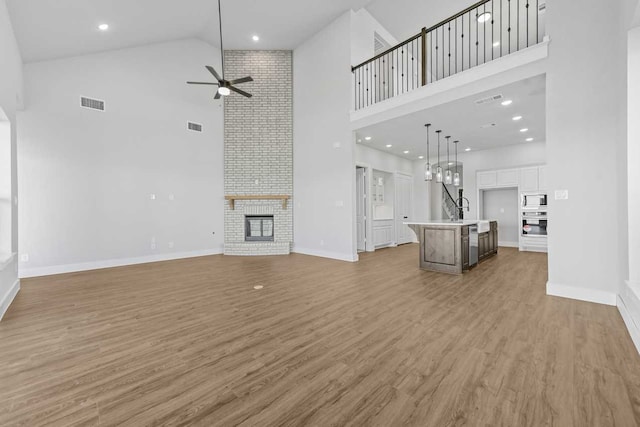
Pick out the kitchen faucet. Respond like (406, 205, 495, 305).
(455, 197, 470, 221)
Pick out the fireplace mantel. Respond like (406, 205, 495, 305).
(225, 195, 290, 210)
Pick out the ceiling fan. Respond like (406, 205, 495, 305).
(187, 0, 253, 99)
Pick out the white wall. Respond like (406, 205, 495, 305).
(452, 141, 546, 220)
(545, 0, 628, 305)
(18, 39, 224, 277)
(0, 0, 23, 320)
(628, 26, 640, 287)
(355, 144, 413, 175)
(293, 12, 356, 261)
(482, 188, 519, 245)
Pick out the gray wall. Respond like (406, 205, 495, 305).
(223, 50, 293, 255)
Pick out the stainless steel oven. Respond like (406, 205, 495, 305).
(522, 211, 548, 237)
(521, 193, 547, 209)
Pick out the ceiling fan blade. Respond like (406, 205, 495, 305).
(205, 66, 223, 82)
(187, 81, 219, 85)
(228, 86, 252, 98)
(214, 91, 222, 100)
(229, 76, 253, 85)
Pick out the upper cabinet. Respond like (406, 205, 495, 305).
(477, 165, 547, 191)
(520, 167, 539, 192)
(496, 169, 519, 187)
(538, 166, 547, 192)
(477, 171, 497, 188)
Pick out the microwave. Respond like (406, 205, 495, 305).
(522, 193, 547, 209)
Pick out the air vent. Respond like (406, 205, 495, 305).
(474, 94, 503, 105)
(80, 96, 105, 111)
(374, 32, 391, 55)
(538, 2, 546, 13)
(188, 122, 203, 132)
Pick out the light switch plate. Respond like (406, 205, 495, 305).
(555, 190, 569, 200)
(150, 194, 156, 200)
(333, 142, 341, 149)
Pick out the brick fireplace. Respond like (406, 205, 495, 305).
(223, 50, 293, 256)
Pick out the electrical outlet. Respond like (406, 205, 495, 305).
(555, 190, 569, 200)
(320, 239, 325, 246)
(168, 241, 174, 249)
(20, 253, 29, 262)
(150, 194, 156, 200)
(335, 200, 344, 207)
(168, 194, 175, 201)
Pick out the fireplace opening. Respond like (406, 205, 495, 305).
(245, 215, 274, 242)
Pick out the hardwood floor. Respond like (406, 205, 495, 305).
(1, 245, 639, 426)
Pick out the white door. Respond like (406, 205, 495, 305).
(356, 167, 366, 252)
(395, 174, 414, 245)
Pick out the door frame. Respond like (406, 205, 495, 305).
(394, 172, 415, 245)
(355, 162, 375, 252)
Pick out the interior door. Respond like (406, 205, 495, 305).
(395, 173, 414, 245)
(356, 167, 366, 252)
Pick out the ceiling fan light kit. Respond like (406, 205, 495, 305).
(186, 0, 254, 99)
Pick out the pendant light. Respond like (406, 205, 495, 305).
(424, 124, 433, 181)
(445, 136, 453, 185)
(453, 140, 461, 187)
(435, 130, 443, 183)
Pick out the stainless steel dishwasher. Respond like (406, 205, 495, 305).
(468, 224, 479, 267)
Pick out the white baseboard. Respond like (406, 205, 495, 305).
(292, 247, 358, 262)
(618, 286, 640, 355)
(546, 281, 617, 306)
(498, 241, 519, 248)
(0, 279, 20, 321)
(19, 248, 224, 278)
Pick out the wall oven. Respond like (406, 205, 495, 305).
(522, 211, 547, 237)
(521, 193, 547, 209)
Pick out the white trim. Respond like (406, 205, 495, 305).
(546, 281, 617, 306)
(0, 279, 20, 321)
(0, 253, 15, 271)
(19, 248, 224, 278)
(292, 246, 358, 262)
(618, 291, 640, 355)
(498, 241, 519, 248)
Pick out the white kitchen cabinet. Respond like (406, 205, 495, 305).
(496, 169, 519, 187)
(538, 166, 547, 192)
(520, 167, 539, 192)
(373, 220, 394, 247)
(477, 171, 497, 188)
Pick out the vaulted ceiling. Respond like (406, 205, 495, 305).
(7, 0, 372, 63)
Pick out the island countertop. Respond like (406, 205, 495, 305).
(403, 220, 481, 227)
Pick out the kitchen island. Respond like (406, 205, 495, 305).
(405, 220, 498, 274)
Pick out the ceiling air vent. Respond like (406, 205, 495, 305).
(80, 96, 105, 111)
(374, 32, 391, 55)
(474, 94, 503, 105)
(188, 122, 203, 132)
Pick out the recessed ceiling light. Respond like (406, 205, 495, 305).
(418, 156, 424, 159)
(520, 128, 529, 132)
(512, 115, 523, 121)
(448, 162, 454, 166)
(465, 148, 472, 152)
(98, 23, 109, 31)
(403, 150, 410, 154)
(526, 137, 534, 142)
(252, 35, 260, 42)
(481, 123, 496, 128)
(477, 12, 491, 23)
(357, 139, 362, 143)
(386, 144, 392, 148)
(501, 100, 513, 106)
(365, 136, 372, 141)
(493, 41, 500, 47)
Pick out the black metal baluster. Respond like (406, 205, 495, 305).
(435, 27, 438, 81)
(468, 11, 471, 69)
(476, 7, 479, 66)
(483, 3, 486, 64)
(447, 22, 451, 77)
(491, 0, 494, 60)
(508, 0, 511, 54)
(536, 0, 539, 43)
(501, 0, 503, 57)
(526, 0, 529, 47)
(461, 15, 465, 71)
(517, 0, 520, 51)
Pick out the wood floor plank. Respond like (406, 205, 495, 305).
(0, 245, 639, 426)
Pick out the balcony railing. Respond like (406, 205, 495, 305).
(351, 0, 545, 110)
